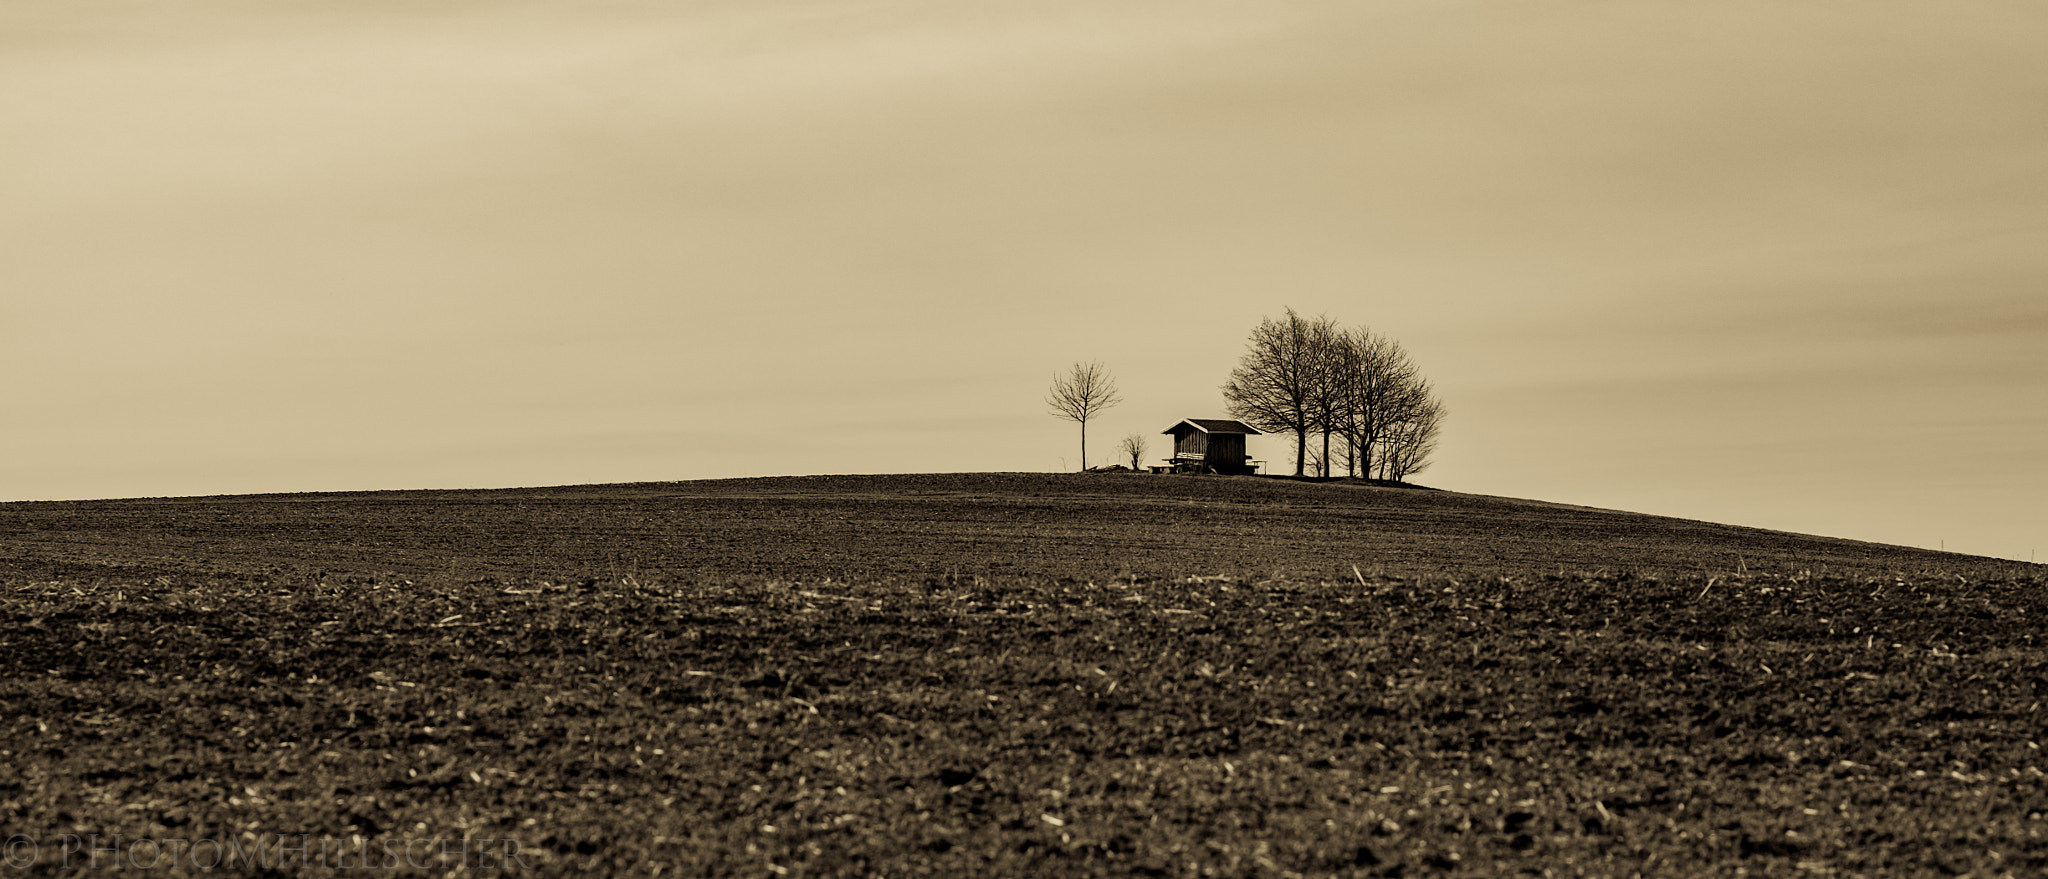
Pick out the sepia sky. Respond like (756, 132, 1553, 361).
(5, 1, 2045, 563)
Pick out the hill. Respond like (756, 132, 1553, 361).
(2, 473, 2043, 876)
(0, 472, 2018, 585)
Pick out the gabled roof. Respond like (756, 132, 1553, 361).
(1163, 418, 1263, 435)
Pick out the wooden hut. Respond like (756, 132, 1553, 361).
(1159, 419, 1263, 474)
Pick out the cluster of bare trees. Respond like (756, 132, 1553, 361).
(1221, 309, 1444, 481)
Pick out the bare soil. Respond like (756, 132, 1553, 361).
(2, 473, 2043, 876)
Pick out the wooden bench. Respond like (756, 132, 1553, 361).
(1150, 454, 1264, 475)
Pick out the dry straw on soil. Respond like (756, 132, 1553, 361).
(2, 474, 2043, 876)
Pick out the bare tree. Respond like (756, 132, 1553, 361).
(1304, 317, 1347, 478)
(1377, 389, 1444, 483)
(1119, 433, 1148, 471)
(1332, 328, 1422, 480)
(1046, 361, 1122, 470)
(1222, 309, 1335, 476)
(1305, 441, 1335, 480)
(1224, 312, 1445, 481)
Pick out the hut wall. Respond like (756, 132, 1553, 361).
(1207, 433, 1246, 468)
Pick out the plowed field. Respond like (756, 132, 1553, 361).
(2, 474, 2043, 876)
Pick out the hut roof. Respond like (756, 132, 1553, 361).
(1163, 418, 1263, 436)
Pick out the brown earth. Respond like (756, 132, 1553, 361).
(0, 473, 2007, 585)
(1, 473, 2044, 876)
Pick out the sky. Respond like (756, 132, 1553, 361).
(5, 0, 2044, 562)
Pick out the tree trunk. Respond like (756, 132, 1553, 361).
(1080, 420, 1087, 470)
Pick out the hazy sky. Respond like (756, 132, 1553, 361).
(6, 1, 2044, 562)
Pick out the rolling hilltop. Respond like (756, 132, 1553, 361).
(0, 472, 2018, 585)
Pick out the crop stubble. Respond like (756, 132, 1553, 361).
(2, 473, 2045, 876)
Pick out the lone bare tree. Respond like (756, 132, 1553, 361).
(1046, 361, 1122, 470)
(1119, 433, 1148, 470)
